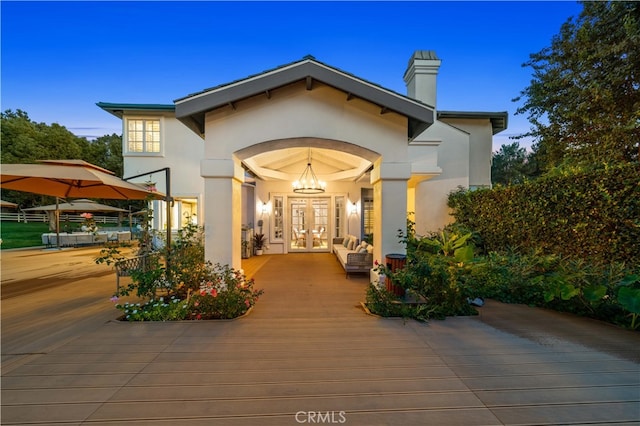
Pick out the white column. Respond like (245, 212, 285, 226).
(370, 161, 411, 264)
(201, 158, 245, 270)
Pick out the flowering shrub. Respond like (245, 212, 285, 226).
(113, 263, 264, 321)
(188, 269, 263, 319)
(80, 212, 98, 233)
(115, 296, 189, 321)
(100, 215, 264, 321)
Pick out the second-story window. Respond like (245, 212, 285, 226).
(127, 119, 161, 153)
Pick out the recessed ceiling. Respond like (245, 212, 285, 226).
(243, 147, 371, 182)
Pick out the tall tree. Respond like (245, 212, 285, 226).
(514, 1, 640, 170)
(1, 109, 83, 164)
(1, 110, 125, 208)
(491, 142, 529, 186)
(86, 134, 124, 177)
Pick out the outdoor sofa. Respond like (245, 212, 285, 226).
(42, 231, 131, 247)
(332, 234, 374, 278)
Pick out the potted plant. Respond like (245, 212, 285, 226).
(253, 233, 265, 255)
(241, 239, 251, 259)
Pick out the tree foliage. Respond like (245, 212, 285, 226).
(449, 162, 640, 265)
(491, 142, 540, 185)
(514, 1, 640, 170)
(1, 109, 125, 208)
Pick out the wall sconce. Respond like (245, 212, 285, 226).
(260, 201, 270, 215)
(349, 202, 358, 215)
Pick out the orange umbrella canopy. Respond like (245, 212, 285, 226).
(1, 160, 163, 200)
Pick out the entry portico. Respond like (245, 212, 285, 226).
(98, 51, 507, 272)
(175, 55, 435, 269)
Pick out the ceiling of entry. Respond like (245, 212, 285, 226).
(243, 147, 371, 182)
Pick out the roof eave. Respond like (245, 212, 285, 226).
(96, 102, 175, 119)
(438, 110, 508, 135)
(175, 59, 434, 141)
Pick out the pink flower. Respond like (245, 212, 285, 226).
(196, 314, 202, 320)
(200, 290, 206, 296)
(210, 288, 217, 297)
(80, 212, 93, 219)
(374, 260, 379, 266)
(244, 299, 250, 307)
(110, 296, 119, 303)
(194, 301, 200, 307)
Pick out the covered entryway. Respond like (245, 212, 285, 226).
(175, 56, 436, 270)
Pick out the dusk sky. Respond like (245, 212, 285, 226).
(2, 1, 583, 150)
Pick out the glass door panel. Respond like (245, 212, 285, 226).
(289, 197, 330, 252)
(310, 199, 328, 251)
(290, 198, 307, 251)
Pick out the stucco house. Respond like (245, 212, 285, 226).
(98, 51, 507, 272)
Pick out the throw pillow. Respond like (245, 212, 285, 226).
(343, 236, 350, 248)
(347, 239, 355, 251)
(366, 246, 374, 254)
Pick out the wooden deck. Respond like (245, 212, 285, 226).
(241, 253, 273, 279)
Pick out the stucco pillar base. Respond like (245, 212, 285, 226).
(201, 159, 244, 270)
(371, 162, 411, 265)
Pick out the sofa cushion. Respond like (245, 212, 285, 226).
(366, 245, 374, 254)
(335, 246, 349, 266)
(342, 236, 350, 248)
(347, 238, 356, 251)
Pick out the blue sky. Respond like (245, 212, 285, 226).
(1, 1, 583, 150)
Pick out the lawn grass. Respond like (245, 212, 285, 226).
(1, 221, 50, 249)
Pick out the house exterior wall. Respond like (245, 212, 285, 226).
(411, 120, 470, 235)
(122, 112, 206, 229)
(438, 117, 494, 188)
(202, 83, 408, 160)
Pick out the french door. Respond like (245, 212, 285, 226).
(289, 197, 330, 252)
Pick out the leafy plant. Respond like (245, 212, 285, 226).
(115, 295, 188, 321)
(253, 233, 265, 250)
(364, 284, 433, 322)
(369, 220, 479, 321)
(617, 275, 640, 329)
(167, 216, 208, 297)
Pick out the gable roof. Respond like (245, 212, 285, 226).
(174, 55, 435, 141)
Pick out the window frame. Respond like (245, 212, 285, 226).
(124, 117, 164, 156)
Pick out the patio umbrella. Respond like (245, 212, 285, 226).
(1, 160, 163, 248)
(1, 199, 18, 208)
(22, 199, 129, 231)
(1, 160, 163, 200)
(22, 199, 129, 213)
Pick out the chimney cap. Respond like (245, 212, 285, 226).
(411, 50, 439, 61)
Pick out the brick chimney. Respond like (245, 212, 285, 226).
(403, 51, 441, 109)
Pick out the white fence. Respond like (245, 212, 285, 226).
(1, 212, 124, 225)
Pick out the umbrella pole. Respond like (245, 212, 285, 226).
(55, 197, 61, 249)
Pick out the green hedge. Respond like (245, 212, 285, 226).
(448, 163, 640, 264)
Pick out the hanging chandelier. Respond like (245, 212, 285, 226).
(292, 149, 326, 194)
